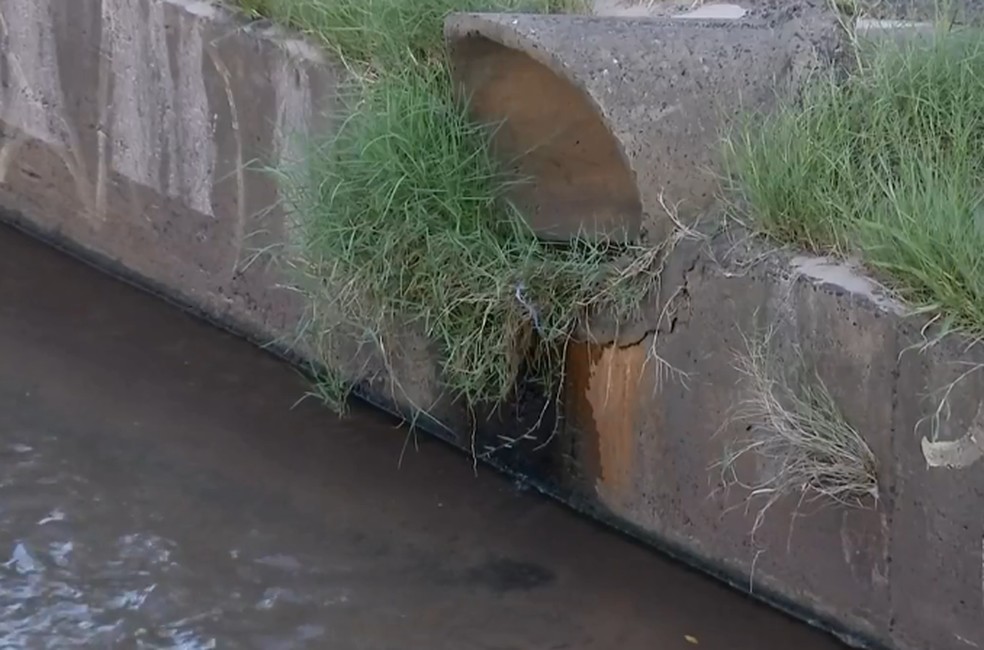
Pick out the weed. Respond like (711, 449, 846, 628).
(725, 25, 984, 337)
(252, 0, 664, 424)
(282, 64, 666, 411)
(235, 0, 272, 18)
(715, 328, 879, 539)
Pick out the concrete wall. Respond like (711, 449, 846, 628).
(0, 0, 328, 347)
(0, 0, 452, 424)
(564, 233, 984, 650)
(0, 2, 982, 650)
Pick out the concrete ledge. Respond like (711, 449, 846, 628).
(1, 3, 982, 650)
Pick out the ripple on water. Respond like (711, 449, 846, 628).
(0, 430, 335, 648)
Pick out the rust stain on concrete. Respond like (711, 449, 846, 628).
(566, 339, 647, 507)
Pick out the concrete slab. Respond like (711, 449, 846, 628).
(561, 234, 894, 646)
(559, 228, 984, 650)
(445, 10, 844, 243)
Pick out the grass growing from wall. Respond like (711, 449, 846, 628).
(288, 62, 663, 411)
(715, 328, 879, 538)
(237, 0, 667, 420)
(725, 25, 984, 336)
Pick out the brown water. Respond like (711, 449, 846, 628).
(0, 224, 847, 649)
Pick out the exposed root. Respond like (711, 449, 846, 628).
(638, 192, 704, 394)
(644, 283, 692, 394)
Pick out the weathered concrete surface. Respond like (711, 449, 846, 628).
(1, 2, 982, 650)
(0, 0, 328, 348)
(593, 0, 984, 22)
(445, 10, 845, 243)
(0, 0, 460, 429)
(559, 228, 984, 650)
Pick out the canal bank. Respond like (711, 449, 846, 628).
(0, 222, 847, 648)
(0, 1, 982, 649)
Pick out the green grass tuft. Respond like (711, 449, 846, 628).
(286, 61, 661, 409)
(241, 0, 663, 419)
(726, 25, 984, 335)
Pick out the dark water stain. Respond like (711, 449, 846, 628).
(465, 557, 556, 593)
(0, 224, 847, 649)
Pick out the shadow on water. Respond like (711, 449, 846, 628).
(0, 224, 846, 649)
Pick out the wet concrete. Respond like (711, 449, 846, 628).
(0, 223, 847, 648)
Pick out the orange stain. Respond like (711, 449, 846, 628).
(566, 339, 647, 506)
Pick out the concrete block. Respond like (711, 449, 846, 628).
(445, 10, 845, 243)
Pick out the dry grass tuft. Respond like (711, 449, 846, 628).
(715, 327, 879, 538)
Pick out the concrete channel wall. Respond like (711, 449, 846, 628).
(0, 0, 330, 345)
(0, 1, 981, 649)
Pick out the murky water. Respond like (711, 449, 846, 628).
(0, 225, 846, 649)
